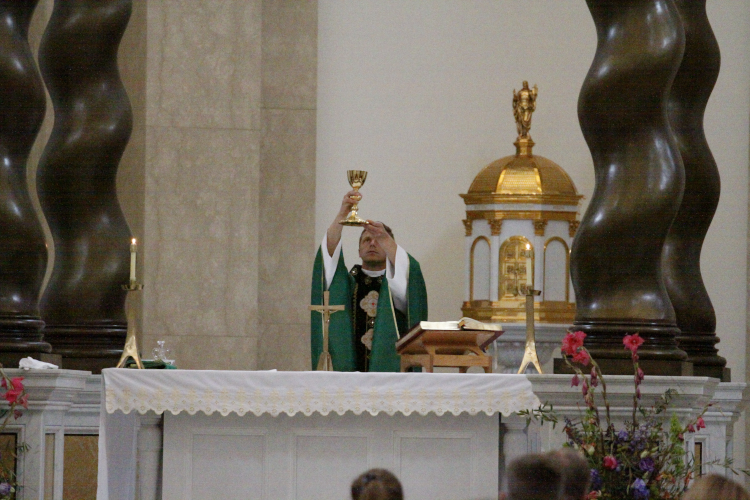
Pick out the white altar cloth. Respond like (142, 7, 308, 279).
(102, 369, 539, 417)
(97, 369, 539, 500)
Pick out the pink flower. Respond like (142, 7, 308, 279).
(623, 333, 644, 354)
(582, 378, 589, 397)
(572, 349, 591, 366)
(590, 368, 598, 387)
(686, 424, 696, 433)
(1, 377, 24, 406)
(562, 331, 586, 356)
(696, 417, 705, 430)
(571, 375, 580, 387)
(603, 455, 618, 470)
(2, 377, 24, 392)
(636, 367, 645, 383)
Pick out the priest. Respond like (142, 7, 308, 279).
(311, 190, 428, 372)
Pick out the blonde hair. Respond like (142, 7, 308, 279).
(682, 474, 750, 500)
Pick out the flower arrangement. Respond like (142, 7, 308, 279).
(522, 331, 712, 500)
(0, 372, 28, 500)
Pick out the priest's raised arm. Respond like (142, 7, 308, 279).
(310, 191, 428, 372)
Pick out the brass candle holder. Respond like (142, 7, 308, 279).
(116, 279, 145, 369)
(517, 288, 543, 374)
(339, 170, 368, 226)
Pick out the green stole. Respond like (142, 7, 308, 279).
(310, 247, 428, 372)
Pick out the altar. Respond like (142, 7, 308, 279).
(97, 369, 540, 500)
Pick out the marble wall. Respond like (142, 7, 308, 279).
(142, 0, 317, 370)
(258, 1, 317, 371)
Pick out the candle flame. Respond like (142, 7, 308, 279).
(525, 243, 530, 250)
(132, 238, 137, 245)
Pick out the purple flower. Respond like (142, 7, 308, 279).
(0, 482, 12, 496)
(617, 429, 629, 441)
(638, 456, 655, 473)
(590, 469, 603, 491)
(632, 478, 649, 500)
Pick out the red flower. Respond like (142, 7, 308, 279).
(571, 375, 580, 387)
(562, 331, 586, 356)
(603, 455, 618, 470)
(696, 417, 705, 430)
(1, 377, 24, 406)
(623, 333, 644, 353)
(572, 349, 591, 367)
(686, 424, 696, 433)
(2, 377, 24, 392)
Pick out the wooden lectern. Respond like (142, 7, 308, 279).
(396, 326, 503, 373)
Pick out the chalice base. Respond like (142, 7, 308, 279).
(339, 211, 367, 226)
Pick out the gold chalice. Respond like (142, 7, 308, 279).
(339, 170, 368, 226)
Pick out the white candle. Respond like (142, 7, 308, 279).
(130, 238, 137, 282)
(525, 244, 532, 287)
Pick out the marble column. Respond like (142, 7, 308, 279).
(0, 0, 53, 361)
(663, 0, 726, 380)
(37, 0, 133, 372)
(569, 0, 689, 374)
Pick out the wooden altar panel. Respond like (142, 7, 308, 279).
(162, 412, 498, 500)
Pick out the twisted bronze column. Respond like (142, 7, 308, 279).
(663, 0, 726, 379)
(0, 0, 52, 360)
(570, 0, 688, 374)
(37, 0, 133, 372)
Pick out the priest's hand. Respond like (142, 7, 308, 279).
(363, 220, 397, 268)
(326, 190, 361, 256)
(338, 189, 360, 218)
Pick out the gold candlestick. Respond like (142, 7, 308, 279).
(517, 288, 543, 374)
(116, 280, 145, 369)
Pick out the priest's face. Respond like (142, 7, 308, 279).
(359, 233, 387, 271)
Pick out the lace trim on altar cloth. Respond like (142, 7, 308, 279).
(102, 369, 541, 418)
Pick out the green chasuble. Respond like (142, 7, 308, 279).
(310, 247, 428, 372)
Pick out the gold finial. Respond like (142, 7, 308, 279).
(512, 81, 538, 156)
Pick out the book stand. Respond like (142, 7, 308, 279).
(396, 328, 503, 373)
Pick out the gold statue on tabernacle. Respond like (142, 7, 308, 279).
(512, 81, 538, 139)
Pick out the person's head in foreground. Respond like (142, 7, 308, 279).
(351, 468, 403, 500)
(548, 448, 591, 500)
(682, 473, 750, 500)
(501, 453, 563, 500)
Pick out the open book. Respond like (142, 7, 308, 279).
(418, 317, 503, 332)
